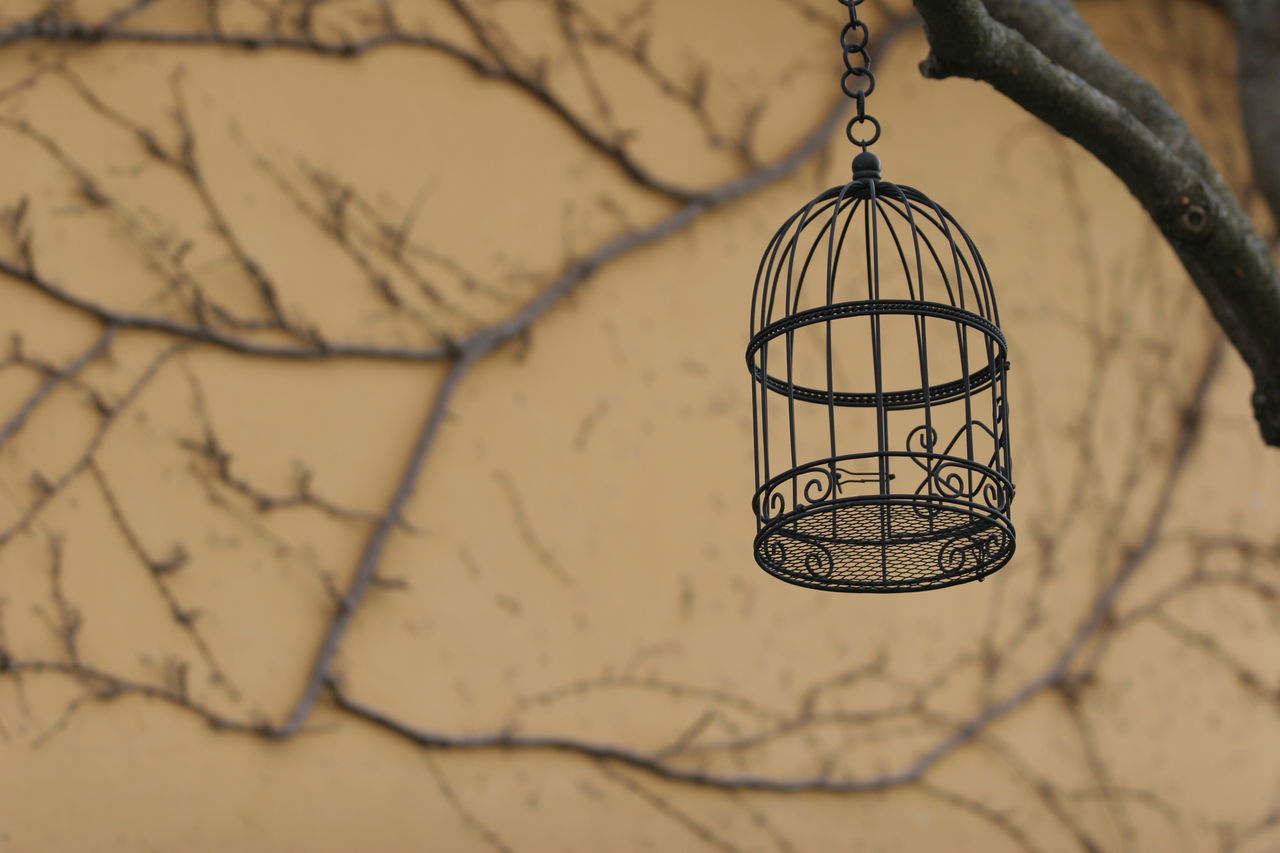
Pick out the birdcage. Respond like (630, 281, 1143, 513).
(744, 0, 1016, 592)
(747, 148, 1016, 592)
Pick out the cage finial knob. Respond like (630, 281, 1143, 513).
(853, 151, 881, 180)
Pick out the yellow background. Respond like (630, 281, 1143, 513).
(0, 1, 1276, 850)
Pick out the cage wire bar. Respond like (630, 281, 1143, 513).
(746, 0, 1015, 592)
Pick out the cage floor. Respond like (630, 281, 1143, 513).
(754, 500, 1014, 592)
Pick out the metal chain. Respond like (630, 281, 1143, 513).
(839, 0, 880, 149)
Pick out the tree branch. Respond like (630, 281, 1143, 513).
(913, 0, 1280, 446)
(1231, 0, 1280, 229)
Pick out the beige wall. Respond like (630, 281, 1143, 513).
(0, 1, 1277, 850)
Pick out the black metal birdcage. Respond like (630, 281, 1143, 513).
(747, 0, 1015, 592)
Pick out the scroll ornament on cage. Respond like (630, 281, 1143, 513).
(747, 0, 1016, 592)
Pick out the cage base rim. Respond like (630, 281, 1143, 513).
(753, 495, 1016, 593)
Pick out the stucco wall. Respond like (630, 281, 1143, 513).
(0, 1, 1276, 850)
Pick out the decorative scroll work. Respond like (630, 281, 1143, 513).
(765, 537, 835, 580)
(905, 422, 1011, 512)
(756, 460, 893, 523)
(937, 528, 1009, 578)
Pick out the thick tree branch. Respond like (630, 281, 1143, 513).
(979, 0, 1228, 190)
(1232, 0, 1280, 229)
(913, 0, 1280, 446)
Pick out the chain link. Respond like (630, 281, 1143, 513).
(839, 0, 880, 149)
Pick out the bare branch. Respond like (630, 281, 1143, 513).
(912, 0, 1280, 445)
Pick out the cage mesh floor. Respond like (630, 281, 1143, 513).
(754, 500, 1014, 592)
